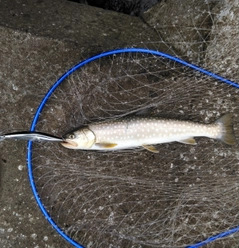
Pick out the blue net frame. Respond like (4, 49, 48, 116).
(27, 48, 239, 248)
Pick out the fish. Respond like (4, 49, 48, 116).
(0, 132, 63, 142)
(61, 113, 236, 153)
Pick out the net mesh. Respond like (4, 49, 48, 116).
(31, 1, 239, 247)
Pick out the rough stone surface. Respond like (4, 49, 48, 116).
(205, 0, 239, 80)
(0, 0, 160, 53)
(0, 0, 238, 247)
(0, 26, 78, 248)
(143, 0, 216, 64)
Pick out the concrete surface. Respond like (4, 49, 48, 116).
(0, 0, 238, 247)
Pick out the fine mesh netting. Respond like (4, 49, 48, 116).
(31, 1, 239, 247)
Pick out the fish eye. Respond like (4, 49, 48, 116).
(67, 133, 75, 139)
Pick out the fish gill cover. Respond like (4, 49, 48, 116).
(30, 1, 239, 247)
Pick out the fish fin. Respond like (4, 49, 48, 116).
(178, 137, 197, 145)
(216, 113, 236, 145)
(95, 142, 118, 148)
(142, 144, 159, 153)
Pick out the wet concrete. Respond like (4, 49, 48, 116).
(0, 0, 238, 247)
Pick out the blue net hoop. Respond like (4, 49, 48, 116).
(27, 48, 239, 248)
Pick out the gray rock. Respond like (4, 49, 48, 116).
(1, 0, 239, 247)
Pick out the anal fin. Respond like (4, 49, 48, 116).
(178, 137, 197, 145)
(142, 144, 159, 153)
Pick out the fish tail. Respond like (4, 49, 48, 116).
(216, 113, 236, 145)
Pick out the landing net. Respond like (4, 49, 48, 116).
(29, 1, 239, 247)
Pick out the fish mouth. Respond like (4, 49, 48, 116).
(61, 139, 78, 148)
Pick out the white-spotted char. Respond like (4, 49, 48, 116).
(61, 113, 236, 153)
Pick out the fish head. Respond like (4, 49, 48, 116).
(61, 128, 96, 149)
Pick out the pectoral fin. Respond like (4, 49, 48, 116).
(178, 137, 197, 145)
(142, 144, 159, 153)
(95, 142, 118, 149)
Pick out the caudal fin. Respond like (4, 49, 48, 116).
(216, 113, 236, 145)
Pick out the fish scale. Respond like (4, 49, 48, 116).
(61, 114, 236, 153)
